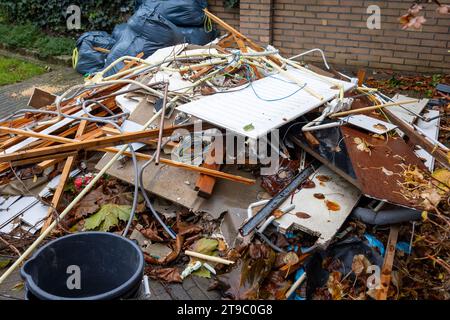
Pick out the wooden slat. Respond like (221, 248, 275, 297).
(0, 123, 211, 162)
(10, 152, 78, 167)
(99, 147, 255, 185)
(376, 225, 399, 300)
(40, 120, 88, 234)
(195, 144, 223, 198)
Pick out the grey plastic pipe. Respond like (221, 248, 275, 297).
(352, 207, 421, 225)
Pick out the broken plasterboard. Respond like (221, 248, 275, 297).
(414, 110, 440, 171)
(115, 44, 188, 113)
(273, 165, 360, 248)
(177, 66, 355, 139)
(0, 170, 79, 232)
(341, 114, 397, 134)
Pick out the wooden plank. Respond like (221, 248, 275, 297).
(376, 225, 399, 300)
(203, 9, 281, 66)
(40, 120, 88, 234)
(27, 87, 57, 109)
(10, 151, 78, 167)
(303, 131, 320, 148)
(329, 99, 418, 118)
(99, 148, 255, 185)
(0, 123, 212, 162)
(356, 69, 366, 87)
(195, 144, 223, 198)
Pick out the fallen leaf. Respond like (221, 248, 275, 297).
(84, 204, 132, 232)
(283, 252, 299, 266)
(11, 281, 24, 291)
(243, 123, 255, 132)
(192, 238, 218, 255)
(373, 123, 388, 131)
(273, 209, 285, 219)
(147, 267, 182, 283)
(381, 167, 394, 176)
(316, 175, 331, 182)
(0, 259, 11, 269)
(432, 168, 450, 192)
(296, 212, 311, 219)
(301, 179, 316, 188)
(327, 271, 343, 300)
(352, 254, 371, 276)
(354, 137, 373, 154)
(314, 193, 325, 199)
(421, 211, 428, 221)
(259, 271, 292, 300)
(325, 200, 341, 211)
(372, 134, 385, 140)
(214, 244, 276, 300)
(218, 239, 227, 252)
(141, 225, 164, 242)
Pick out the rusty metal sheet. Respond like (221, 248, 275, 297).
(341, 125, 427, 210)
(291, 126, 359, 189)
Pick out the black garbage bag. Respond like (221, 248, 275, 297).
(135, 0, 145, 10)
(104, 25, 146, 77)
(178, 26, 218, 45)
(75, 31, 116, 75)
(128, 5, 183, 46)
(112, 23, 128, 42)
(105, 8, 184, 77)
(141, 0, 208, 27)
(304, 236, 384, 299)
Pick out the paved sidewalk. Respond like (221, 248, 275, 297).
(0, 50, 82, 119)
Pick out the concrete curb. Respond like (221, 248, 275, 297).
(0, 43, 72, 67)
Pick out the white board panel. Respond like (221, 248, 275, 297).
(177, 67, 355, 138)
(273, 166, 361, 248)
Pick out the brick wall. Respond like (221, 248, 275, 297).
(208, 0, 450, 73)
(208, 0, 240, 30)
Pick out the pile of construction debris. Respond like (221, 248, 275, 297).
(0, 11, 449, 300)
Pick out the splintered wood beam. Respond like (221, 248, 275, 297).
(376, 225, 400, 300)
(10, 152, 78, 167)
(195, 143, 223, 198)
(99, 147, 255, 185)
(329, 99, 418, 118)
(0, 126, 74, 144)
(0, 123, 212, 163)
(357, 69, 366, 87)
(203, 9, 281, 66)
(40, 120, 88, 234)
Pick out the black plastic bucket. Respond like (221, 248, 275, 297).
(21, 232, 144, 300)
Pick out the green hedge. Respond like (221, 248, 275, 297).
(0, 0, 135, 34)
(0, 23, 75, 57)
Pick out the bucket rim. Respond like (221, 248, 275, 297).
(20, 231, 144, 300)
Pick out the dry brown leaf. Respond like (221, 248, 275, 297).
(314, 193, 325, 199)
(354, 137, 373, 155)
(381, 167, 394, 176)
(373, 123, 388, 131)
(352, 254, 371, 276)
(296, 212, 311, 219)
(317, 175, 331, 182)
(147, 267, 182, 283)
(325, 200, 341, 211)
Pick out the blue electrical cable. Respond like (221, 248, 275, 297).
(243, 64, 307, 102)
